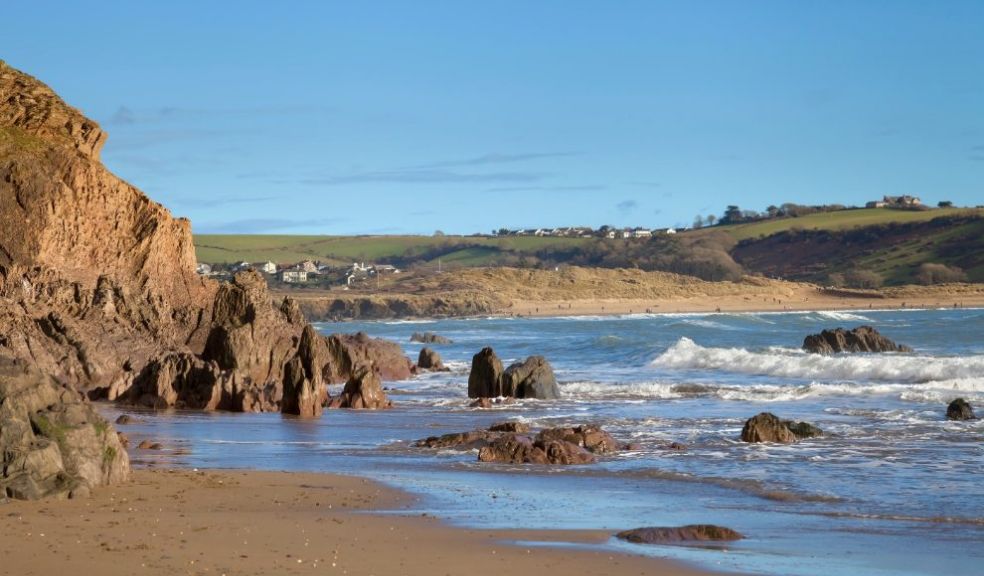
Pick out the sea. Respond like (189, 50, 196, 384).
(109, 308, 984, 576)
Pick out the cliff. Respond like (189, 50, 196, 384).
(0, 59, 411, 491)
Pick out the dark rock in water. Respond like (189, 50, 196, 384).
(501, 356, 561, 400)
(468, 347, 504, 398)
(417, 347, 447, 371)
(741, 412, 798, 444)
(478, 434, 596, 465)
(469, 397, 493, 409)
(537, 425, 618, 454)
(665, 442, 688, 451)
(410, 332, 453, 345)
(616, 525, 743, 544)
(137, 440, 163, 450)
(328, 364, 392, 410)
(0, 358, 130, 500)
(488, 421, 531, 433)
(803, 326, 912, 354)
(115, 414, 134, 425)
(414, 423, 619, 465)
(414, 430, 498, 450)
(783, 420, 824, 439)
(946, 398, 976, 421)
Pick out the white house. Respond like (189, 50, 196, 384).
(259, 261, 277, 274)
(665, 228, 677, 235)
(280, 270, 308, 283)
(632, 228, 653, 238)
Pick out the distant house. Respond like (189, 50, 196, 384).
(280, 270, 308, 283)
(665, 228, 677, 235)
(195, 263, 212, 275)
(866, 200, 887, 208)
(375, 264, 400, 274)
(233, 261, 252, 272)
(258, 261, 277, 274)
(298, 260, 319, 274)
(631, 228, 652, 238)
(879, 195, 922, 208)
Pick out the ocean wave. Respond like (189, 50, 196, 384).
(651, 337, 984, 384)
(560, 378, 984, 403)
(813, 310, 874, 322)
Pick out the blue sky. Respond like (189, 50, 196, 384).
(5, 1, 983, 234)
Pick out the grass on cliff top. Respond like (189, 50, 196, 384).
(713, 207, 983, 241)
(193, 234, 586, 265)
(0, 126, 48, 154)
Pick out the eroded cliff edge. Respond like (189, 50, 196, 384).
(0, 61, 409, 429)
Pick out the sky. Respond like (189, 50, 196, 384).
(4, 1, 983, 235)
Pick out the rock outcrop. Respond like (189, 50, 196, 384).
(410, 332, 452, 344)
(467, 348, 560, 400)
(0, 358, 129, 500)
(501, 356, 560, 399)
(0, 61, 413, 424)
(468, 347, 505, 398)
(414, 423, 618, 465)
(327, 364, 391, 410)
(946, 398, 976, 421)
(616, 525, 743, 545)
(803, 326, 912, 354)
(417, 347, 446, 371)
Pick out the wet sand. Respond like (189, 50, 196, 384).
(0, 469, 724, 576)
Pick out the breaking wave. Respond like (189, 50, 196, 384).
(651, 337, 984, 384)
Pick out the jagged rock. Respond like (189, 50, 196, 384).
(324, 332, 414, 383)
(410, 332, 452, 344)
(946, 398, 976, 421)
(417, 347, 447, 371)
(803, 326, 912, 354)
(469, 397, 493, 409)
(0, 358, 129, 500)
(501, 356, 560, 399)
(281, 325, 326, 418)
(328, 364, 391, 410)
(616, 525, 743, 544)
(468, 347, 504, 398)
(740, 413, 798, 444)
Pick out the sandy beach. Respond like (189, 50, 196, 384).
(0, 469, 724, 576)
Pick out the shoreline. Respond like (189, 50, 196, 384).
(1, 468, 726, 576)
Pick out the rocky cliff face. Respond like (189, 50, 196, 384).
(0, 61, 412, 466)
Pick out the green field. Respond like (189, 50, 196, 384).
(716, 207, 982, 241)
(194, 234, 587, 265)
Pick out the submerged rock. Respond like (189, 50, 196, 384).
(803, 326, 912, 354)
(616, 525, 743, 544)
(946, 398, 976, 421)
(410, 332, 453, 345)
(415, 423, 618, 465)
(740, 413, 798, 444)
(783, 420, 824, 439)
(0, 358, 130, 500)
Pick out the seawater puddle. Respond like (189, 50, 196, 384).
(108, 308, 984, 576)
